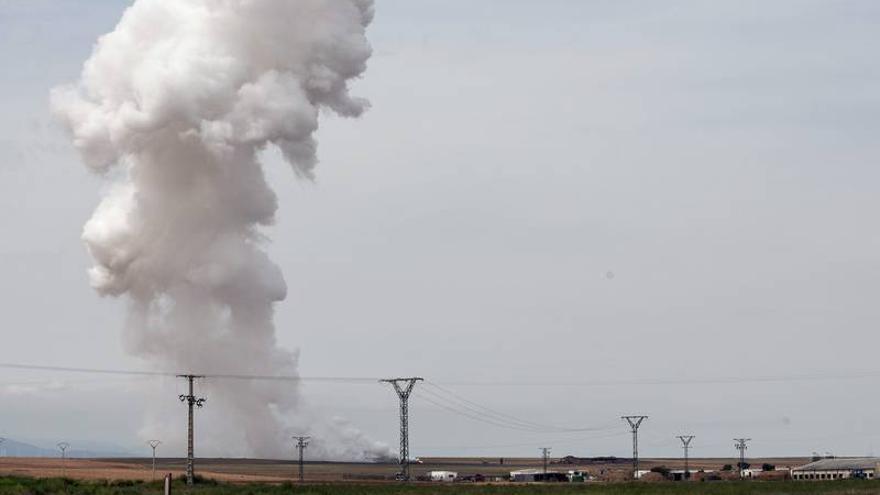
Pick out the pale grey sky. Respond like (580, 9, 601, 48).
(1, 0, 879, 459)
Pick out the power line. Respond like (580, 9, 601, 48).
(423, 382, 558, 431)
(416, 388, 613, 434)
(0, 362, 377, 383)
(417, 430, 629, 452)
(6, 362, 880, 387)
(414, 391, 553, 433)
(432, 370, 880, 387)
(422, 381, 614, 433)
(0, 363, 170, 377)
(416, 387, 553, 432)
(415, 387, 618, 435)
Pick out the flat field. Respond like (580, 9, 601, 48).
(0, 457, 875, 495)
(0, 456, 812, 483)
(3, 477, 880, 495)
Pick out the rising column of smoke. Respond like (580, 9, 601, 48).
(52, 0, 378, 458)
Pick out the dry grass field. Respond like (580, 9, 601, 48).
(0, 456, 813, 483)
(3, 473, 880, 495)
(3, 457, 879, 495)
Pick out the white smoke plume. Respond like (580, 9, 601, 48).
(51, 0, 384, 459)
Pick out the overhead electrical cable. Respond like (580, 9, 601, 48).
(430, 370, 880, 387)
(5, 362, 880, 387)
(415, 386, 616, 434)
(422, 380, 617, 433)
(418, 430, 630, 452)
(423, 381, 564, 431)
(0, 362, 377, 384)
(412, 390, 556, 433)
(418, 385, 554, 432)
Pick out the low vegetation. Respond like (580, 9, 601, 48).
(2, 476, 880, 495)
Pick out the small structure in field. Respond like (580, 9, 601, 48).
(510, 469, 568, 482)
(429, 471, 458, 482)
(567, 470, 591, 482)
(755, 469, 790, 481)
(668, 469, 716, 481)
(638, 471, 667, 482)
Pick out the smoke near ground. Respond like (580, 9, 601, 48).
(51, 0, 385, 459)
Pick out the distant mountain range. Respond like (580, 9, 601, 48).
(1, 438, 135, 458)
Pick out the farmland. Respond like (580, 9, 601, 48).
(0, 456, 811, 483)
(2, 456, 879, 495)
(2, 476, 880, 495)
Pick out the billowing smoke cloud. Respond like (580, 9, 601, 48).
(51, 0, 384, 459)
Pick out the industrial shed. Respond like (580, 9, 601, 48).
(792, 458, 879, 480)
(510, 469, 568, 482)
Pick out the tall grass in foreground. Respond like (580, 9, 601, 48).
(2, 477, 880, 495)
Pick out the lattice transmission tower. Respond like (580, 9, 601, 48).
(380, 377, 423, 481)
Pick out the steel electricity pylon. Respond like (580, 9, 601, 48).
(621, 415, 648, 479)
(148, 440, 161, 480)
(292, 436, 311, 482)
(734, 438, 751, 480)
(540, 447, 551, 477)
(57, 442, 70, 477)
(177, 374, 206, 485)
(677, 435, 695, 480)
(380, 377, 423, 481)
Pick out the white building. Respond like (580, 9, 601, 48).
(511, 469, 543, 482)
(742, 468, 762, 478)
(429, 471, 458, 482)
(792, 458, 879, 480)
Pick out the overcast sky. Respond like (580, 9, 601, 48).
(1, 0, 879, 459)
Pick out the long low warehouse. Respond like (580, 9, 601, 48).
(509, 469, 569, 482)
(792, 458, 879, 480)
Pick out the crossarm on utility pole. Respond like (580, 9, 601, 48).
(177, 374, 206, 486)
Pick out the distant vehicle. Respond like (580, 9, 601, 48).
(429, 471, 458, 482)
(459, 474, 486, 483)
(568, 470, 589, 482)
